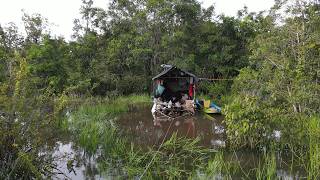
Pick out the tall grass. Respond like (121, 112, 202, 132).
(256, 150, 276, 180)
(68, 95, 213, 179)
(203, 152, 224, 179)
(308, 116, 320, 179)
(193, 151, 247, 180)
(69, 94, 150, 154)
(129, 134, 212, 179)
(66, 95, 320, 179)
(95, 133, 212, 179)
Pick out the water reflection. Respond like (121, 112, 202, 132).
(118, 108, 226, 149)
(52, 142, 102, 180)
(48, 106, 306, 179)
(117, 107, 306, 179)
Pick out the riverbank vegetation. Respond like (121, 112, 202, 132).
(1, 0, 319, 179)
(66, 95, 210, 178)
(224, 0, 320, 150)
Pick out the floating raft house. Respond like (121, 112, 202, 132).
(151, 65, 198, 123)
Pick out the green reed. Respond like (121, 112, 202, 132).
(66, 95, 320, 179)
(308, 116, 320, 179)
(68, 95, 213, 179)
(70, 94, 149, 152)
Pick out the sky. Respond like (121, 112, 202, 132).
(0, 0, 275, 40)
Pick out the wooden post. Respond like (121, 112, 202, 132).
(193, 84, 196, 101)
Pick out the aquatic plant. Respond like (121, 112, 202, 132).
(202, 152, 224, 179)
(265, 151, 277, 180)
(69, 94, 150, 155)
(99, 133, 212, 179)
(144, 133, 210, 178)
(68, 94, 319, 179)
(68, 95, 217, 179)
(307, 116, 320, 179)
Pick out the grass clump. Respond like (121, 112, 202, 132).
(141, 134, 211, 179)
(67, 94, 320, 179)
(68, 94, 150, 154)
(68, 95, 215, 179)
(308, 116, 320, 179)
(98, 133, 212, 179)
(255, 150, 276, 180)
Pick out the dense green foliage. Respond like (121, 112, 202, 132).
(224, 1, 320, 149)
(0, 54, 58, 178)
(1, 0, 257, 97)
(0, 0, 319, 179)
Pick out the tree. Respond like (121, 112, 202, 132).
(22, 12, 48, 44)
(26, 37, 69, 94)
(224, 0, 320, 148)
(0, 23, 24, 82)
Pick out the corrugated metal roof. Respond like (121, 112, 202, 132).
(152, 66, 198, 82)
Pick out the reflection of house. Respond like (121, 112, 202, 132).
(151, 65, 199, 125)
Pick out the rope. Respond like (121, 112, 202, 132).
(199, 78, 233, 81)
(138, 118, 175, 180)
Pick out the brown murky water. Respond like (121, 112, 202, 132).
(49, 105, 306, 179)
(38, 126, 103, 179)
(117, 105, 306, 179)
(118, 107, 226, 149)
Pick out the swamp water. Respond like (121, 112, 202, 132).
(49, 105, 307, 179)
(36, 125, 103, 179)
(118, 107, 227, 149)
